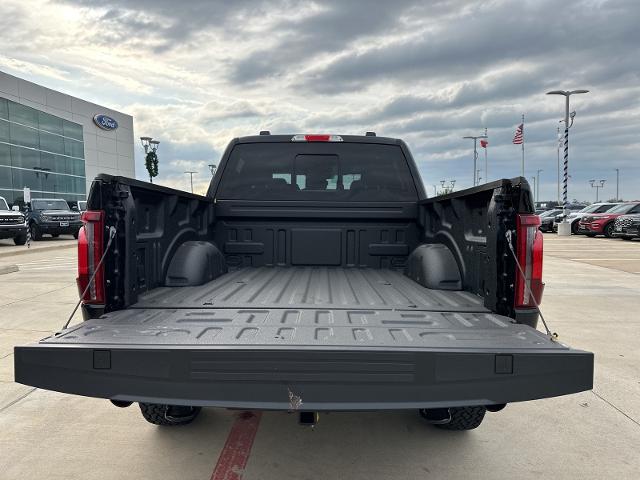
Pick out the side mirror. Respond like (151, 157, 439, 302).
(12, 206, 19, 211)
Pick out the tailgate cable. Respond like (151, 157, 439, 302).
(505, 230, 558, 341)
(60, 226, 117, 331)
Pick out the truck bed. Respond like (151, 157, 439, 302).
(15, 266, 593, 410)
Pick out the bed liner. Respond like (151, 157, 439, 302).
(133, 266, 487, 312)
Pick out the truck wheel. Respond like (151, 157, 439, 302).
(421, 406, 487, 431)
(30, 223, 42, 241)
(138, 402, 201, 426)
(604, 223, 615, 238)
(13, 233, 27, 245)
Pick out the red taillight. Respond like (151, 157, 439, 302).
(514, 214, 544, 308)
(77, 210, 105, 304)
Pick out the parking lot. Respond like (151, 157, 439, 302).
(0, 234, 638, 479)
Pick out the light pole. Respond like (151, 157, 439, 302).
(531, 176, 537, 204)
(208, 164, 217, 176)
(589, 179, 606, 202)
(556, 126, 562, 204)
(614, 168, 619, 200)
(546, 89, 589, 235)
(184, 171, 196, 193)
(140, 137, 160, 183)
(476, 169, 482, 185)
(536, 169, 543, 204)
(463, 134, 487, 187)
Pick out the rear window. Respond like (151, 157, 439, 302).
(217, 143, 418, 201)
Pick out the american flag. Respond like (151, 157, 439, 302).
(512, 124, 524, 144)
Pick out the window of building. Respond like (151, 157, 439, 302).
(0, 96, 85, 205)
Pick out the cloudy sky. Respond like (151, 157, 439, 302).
(1, 0, 639, 201)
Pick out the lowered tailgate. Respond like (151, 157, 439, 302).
(14, 307, 593, 410)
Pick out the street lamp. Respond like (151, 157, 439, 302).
(531, 176, 537, 204)
(208, 164, 217, 176)
(536, 169, 543, 205)
(614, 168, 620, 201)
(184, 171, 196, 194)
(547, 89, 589, 235)
(463, 134, 487, 187)
(589, 179, 606, 202)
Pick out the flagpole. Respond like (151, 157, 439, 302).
(521, 114, 525, 177)
(484, 127, 488, 181)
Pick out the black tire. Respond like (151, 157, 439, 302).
(13, 233, 27, 245)
(138, 403, 201, 426)
(603, 223, 615, 238)
(30, 223, 42, 241)
(434, 406, 487, 431)
(73, 231, 79, 239)
(571, 221, 579, 234)
(51, 233, 60, 238)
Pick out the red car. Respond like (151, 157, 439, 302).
(578, 202, 640, 237)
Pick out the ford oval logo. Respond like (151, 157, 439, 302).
(93, 114, 118, 131)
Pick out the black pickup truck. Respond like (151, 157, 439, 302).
(14, 134, 593, 431)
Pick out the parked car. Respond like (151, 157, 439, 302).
(15, 133, 593, 432)
(612, 214, 640, 240)
(578, 202, 640, 237)
(28, 198, 83, 240)
(555, 202, 621, 234)
(0, 196, 28, 245)
(538, 209, 564, 232)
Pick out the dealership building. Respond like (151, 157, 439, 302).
(0, 70, 135, 206)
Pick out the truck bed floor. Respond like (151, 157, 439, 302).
(45, 267, 556, 351)
(133, 266, 487, 312)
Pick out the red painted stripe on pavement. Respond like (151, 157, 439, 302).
(210, 411, 262, 480)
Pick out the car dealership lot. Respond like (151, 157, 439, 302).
(1, 235, 639, 480)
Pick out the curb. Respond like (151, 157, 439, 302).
(0, 264, 19, 275)
(0, 243, 76, 259)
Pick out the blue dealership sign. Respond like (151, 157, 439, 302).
(93, 114, 119, 131)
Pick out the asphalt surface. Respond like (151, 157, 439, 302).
(0, 234, 638, 479)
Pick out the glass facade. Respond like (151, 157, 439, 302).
(0, 96, 85, 206)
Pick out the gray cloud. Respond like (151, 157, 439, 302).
(3, 0, 640, 201)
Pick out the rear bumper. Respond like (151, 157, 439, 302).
(14, 343, 594, 410)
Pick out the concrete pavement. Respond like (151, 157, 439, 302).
(0, 237, 76, 259)
(0, 234, 638, 479)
